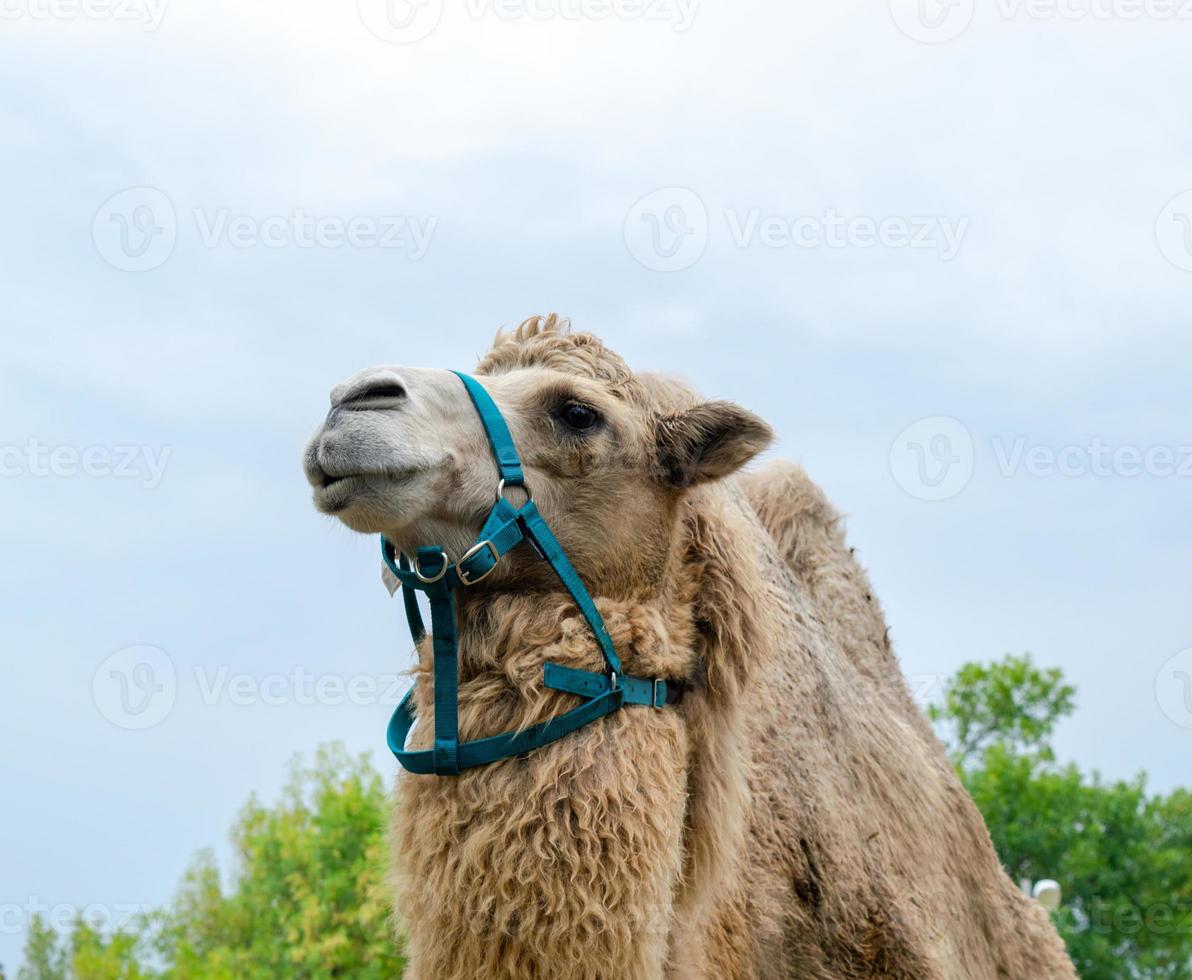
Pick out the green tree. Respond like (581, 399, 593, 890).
(931, 655, 1192, 980)
(17, 914, 147, 980)
(927, 653, 1075, 764)
(151, 744, 403, 979)
(21, 745, 404, 979)
(66, 921, 151, 980)
(17, 916, 65, 980)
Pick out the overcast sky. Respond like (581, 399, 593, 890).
(2, 0, 1191, 970)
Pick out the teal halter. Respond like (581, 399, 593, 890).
(381, 370, 682, 776)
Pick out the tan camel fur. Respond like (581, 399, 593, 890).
(303, 315, 1077, 980)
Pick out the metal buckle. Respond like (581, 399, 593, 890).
(495, 478, 533, 503)
(653, 678, 666, 710)
(608, 671, 618, 693)
(457, 540, 499, 586)
(412, 549, 449, 584)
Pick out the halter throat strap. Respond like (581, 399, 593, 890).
(380, 371, 680, 776)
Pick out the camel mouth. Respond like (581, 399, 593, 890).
(312, 473, 364, 513)
(312, 468, 414, 506)
(309, 465, 445, 532)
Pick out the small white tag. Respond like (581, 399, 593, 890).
(381, 562, 401, 596)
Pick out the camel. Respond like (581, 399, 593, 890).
(303, 315, 1077, 980)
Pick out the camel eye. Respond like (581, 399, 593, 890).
(556, 402, 601, 432)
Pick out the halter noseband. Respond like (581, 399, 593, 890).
(381, 370, 682, 776)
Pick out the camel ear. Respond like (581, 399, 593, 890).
(656, 401, 773, 488)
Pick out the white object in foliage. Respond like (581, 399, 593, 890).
(1032, 880, 1063, 911)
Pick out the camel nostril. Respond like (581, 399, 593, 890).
(340, 379, 408, 408)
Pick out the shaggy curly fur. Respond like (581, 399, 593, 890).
(386, 317, 1077, 979)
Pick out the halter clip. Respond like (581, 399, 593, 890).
(496, 477, 533, 503)
(412, 549, 449, 584)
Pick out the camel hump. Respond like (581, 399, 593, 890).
(739, 460, 844, 564)
(740, 460, 902, 679)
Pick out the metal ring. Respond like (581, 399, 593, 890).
(495, 478, 533, 503)
(412, 549, 449, 584)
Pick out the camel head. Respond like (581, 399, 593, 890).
(303, 315, 772, 596)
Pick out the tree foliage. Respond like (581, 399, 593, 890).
(148, 744, 402, 979)
(927, 653, 1076, 764)
(19, 745, 403, 980)
(20, 663, 1192, 979)
(17, 915, 150, 980)
(931, 654, 1192, 980)
(17, 916, 66, 980)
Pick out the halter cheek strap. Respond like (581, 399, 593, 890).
(381, 370, 681, 776)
